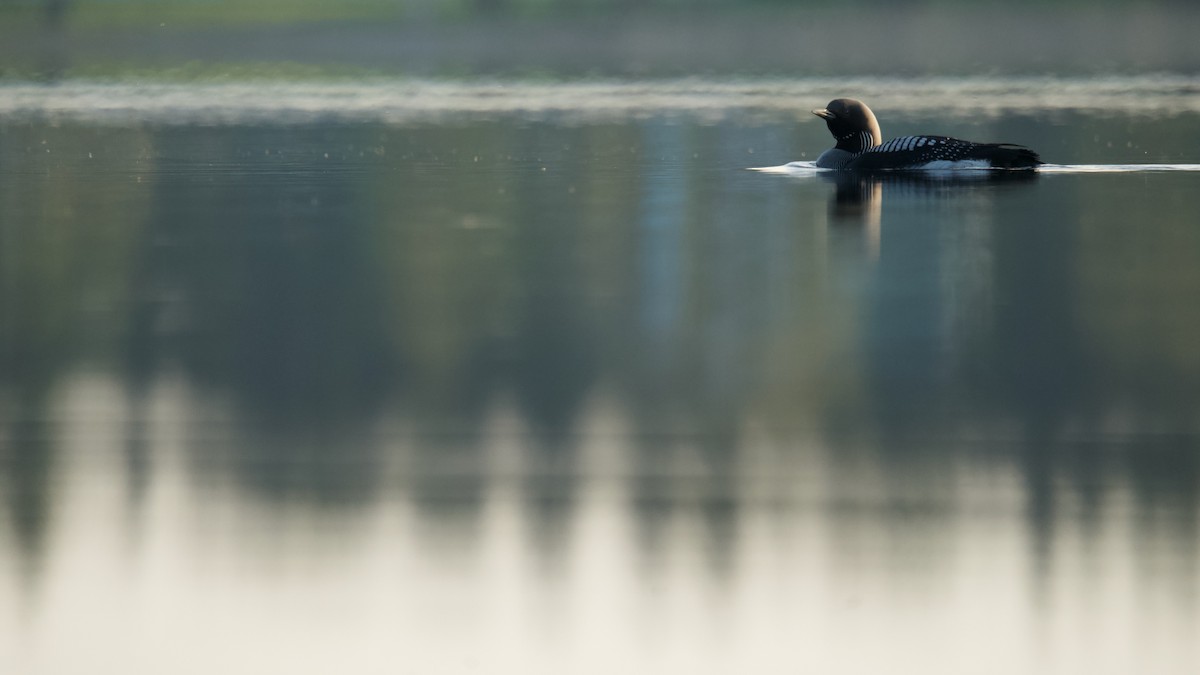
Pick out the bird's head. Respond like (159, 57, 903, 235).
(813, 98, 883, 152)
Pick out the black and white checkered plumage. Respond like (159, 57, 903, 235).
(812, 99, 1042, 171)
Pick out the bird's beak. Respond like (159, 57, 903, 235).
(812, 108, 835, 120)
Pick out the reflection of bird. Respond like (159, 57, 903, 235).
(812, 98, 1042, 171)
(826, 168, 1037, 215)
(828, 169, 1039, 204)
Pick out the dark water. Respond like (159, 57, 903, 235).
(2, 81, 1200, 673)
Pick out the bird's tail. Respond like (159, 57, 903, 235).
(972, 143, 1043, 169)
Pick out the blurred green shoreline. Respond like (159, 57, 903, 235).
(3, 2, 1200, 80)
(0, 0, 1119, 29)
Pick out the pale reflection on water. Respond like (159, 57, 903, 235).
(3, 75, 1200, 125)
(3, 83, 1200, 673)
(6, 372, 1198, 674)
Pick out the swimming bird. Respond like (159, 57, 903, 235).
(812, 98, 1041, 171)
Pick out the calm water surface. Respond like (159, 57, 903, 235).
(2, 79, 1200, 674)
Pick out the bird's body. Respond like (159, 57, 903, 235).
(813, 99, 1041, 171)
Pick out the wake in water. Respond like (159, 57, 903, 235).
(751, 161, 1200, 174)
(1038, 164, 1200, 173)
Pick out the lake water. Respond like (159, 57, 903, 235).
(2, 77, 1200, 674)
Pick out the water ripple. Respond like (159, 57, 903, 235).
(752, 162, 1200, 175)
(1039, 163, 1200, 173)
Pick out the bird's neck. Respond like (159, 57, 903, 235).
(835, 130, 881, 154)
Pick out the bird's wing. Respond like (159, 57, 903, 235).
(850, 136, 1040, 170)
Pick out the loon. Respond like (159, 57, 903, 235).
(812, 98, 1042, 171)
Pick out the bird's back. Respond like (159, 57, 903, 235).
(846, 135, 1041, 171)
